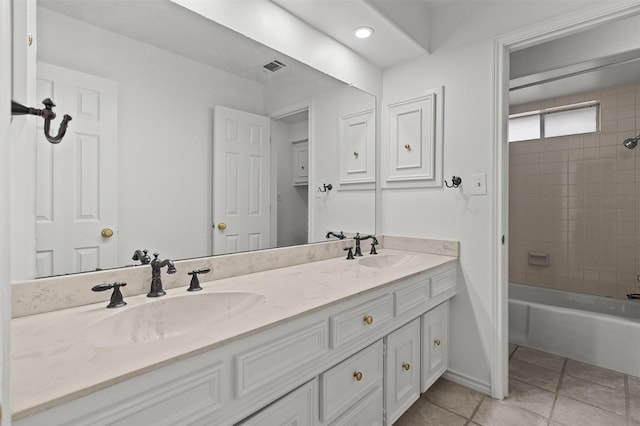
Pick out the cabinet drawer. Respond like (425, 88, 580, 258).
(394, 275, 430, 316)
(431, 268, 456, 297)
(238, 379, 316, 426)
(329, 387, 383, 426)
(235, 321, 328, 397)
(330, 294, 393, 348)
(320, 340, 383, 422)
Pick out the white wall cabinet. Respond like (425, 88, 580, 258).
(15, 262, 456, 426)
(292, 140, 309, 186)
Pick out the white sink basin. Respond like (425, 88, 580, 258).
(84, 292, 266, 347)
(358, 254, 424, 269)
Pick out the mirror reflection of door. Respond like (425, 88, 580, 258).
(213, 105, 271, 255)
(35, 62, 118, 277)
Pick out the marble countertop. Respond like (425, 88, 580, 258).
(12, 248, 457, 420)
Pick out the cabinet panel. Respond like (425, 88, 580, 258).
(431, 268, 456, 298)
(421, 301, 449, 393)
(394, 275, 430, 316)
(235, 321, 328, 397)
(384, 319, 421, 425)
(238, 379, 316, 426)
(329, 387, 383, 426)
(330, 294, 393, 349)
(320, 340, 383, 422)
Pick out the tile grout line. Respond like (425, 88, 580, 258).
(547, 356, 569, 425)
(463, 396, 486, 426)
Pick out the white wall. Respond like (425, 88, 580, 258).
(311, 86, 376, 241)
(37, 8, 265, 267)
(381, 0, 600, 391)
(0, 1, 11, 421)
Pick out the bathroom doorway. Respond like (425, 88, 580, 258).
(271, 107, 310, 248)
(493, 2, 640, 398)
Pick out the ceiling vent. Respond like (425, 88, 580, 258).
(263, 60, 286, 72)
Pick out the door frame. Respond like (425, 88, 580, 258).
(491, 1, 640, 399)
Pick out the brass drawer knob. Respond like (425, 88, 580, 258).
(353, 371, 363, 381)
(353, 151, 359, 157)
(363, 315, 373, 325)
(434, 338, 441, 346)
(402, 363, 411, 371)
(404, 143, 411, 150)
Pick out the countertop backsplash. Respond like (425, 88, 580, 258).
(11, 235, 459, 318)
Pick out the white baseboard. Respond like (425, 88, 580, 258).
(442, 369, 491, 396)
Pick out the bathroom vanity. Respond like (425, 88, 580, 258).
(12, 238, 458, 425)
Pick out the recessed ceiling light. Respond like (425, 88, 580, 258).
(354, 26, 374, 39)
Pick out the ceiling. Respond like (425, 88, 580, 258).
(38, 0, 640, 105)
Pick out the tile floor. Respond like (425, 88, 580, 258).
(395, 344, 640, 426)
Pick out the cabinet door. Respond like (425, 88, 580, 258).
(384, 318, 420, 426)
(292, 140, 309, 186)
(421, 301, 449, 393)
(238, 379, 316, 426)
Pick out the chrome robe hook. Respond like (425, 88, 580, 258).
(11, 98, 72, 144)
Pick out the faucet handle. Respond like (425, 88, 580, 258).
(91, 282, 127, 308)
(344, 247, 355, 260)
(370, 242, 378, 255)
(187, 269, 211, 292)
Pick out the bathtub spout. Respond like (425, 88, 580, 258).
(627, 293, 640, 300)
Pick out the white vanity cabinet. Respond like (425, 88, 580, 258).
(14, 260, 456, 426)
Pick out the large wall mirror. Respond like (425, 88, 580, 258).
(33, 0, 376, 278)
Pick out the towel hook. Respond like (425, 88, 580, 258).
(445, 176, 462, 188)
(11, 98, 72, 144)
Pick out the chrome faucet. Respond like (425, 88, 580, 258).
(148, 252, 176, 297)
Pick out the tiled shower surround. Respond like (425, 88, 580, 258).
(509, 82, 640, 299)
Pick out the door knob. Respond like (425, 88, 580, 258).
(101, 228, 114, 238)
(217, 223, 227, 231)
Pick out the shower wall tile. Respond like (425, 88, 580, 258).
(509, 81, 639, 299)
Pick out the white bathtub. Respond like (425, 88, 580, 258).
(509, 283, 640, 377)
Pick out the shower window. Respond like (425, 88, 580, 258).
(508, 101, 599, 142)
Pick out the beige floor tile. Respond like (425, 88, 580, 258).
(506, 378, 556, 418)
(564, 358, 625, 390)
(558, 375, 626, 415)
(630, 374, 640, 396)
(509, 359, 561, 392)
(394, 399, 467, 426)
(551, 395, 627, 426)
(424, 378, 484, 418)
(513, 346, 566, 372)
(472, 398, 548, 426)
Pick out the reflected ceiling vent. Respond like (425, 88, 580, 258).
(263, 60, 286, 72)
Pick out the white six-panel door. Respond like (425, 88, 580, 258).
(213, 105, 271, 255)
(35, 62, 118, 277)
